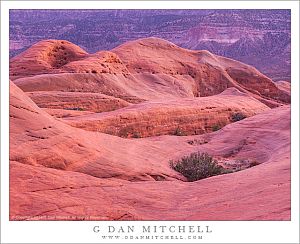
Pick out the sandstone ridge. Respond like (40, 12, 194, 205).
(11, 38, 290, 107)
(9, 38, 291, 221)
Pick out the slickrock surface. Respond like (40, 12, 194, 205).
(41, 108, 94, 118)
(10, 81, 183, 181)
(62, 51, 130, 75)
(10, 40, 87, 79)
(28, 91, 131, 113)
(276, 80, 291, 95)
(113, 38, 290, 105)
(64, 88, 270, 138)
(11, 38, 290, 106)
(10, 10, 291, 81)
(9, 38, 291, 221)
(10, 81, 291, 220)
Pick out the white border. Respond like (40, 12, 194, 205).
(1, 1, 299, 243)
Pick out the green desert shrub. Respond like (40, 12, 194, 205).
(169, 152, 226, 181)
(118, 127, 130, 138)
(231, 112, 247, 122)
(65, 107, 85, 111)
(174, 126, 186, 136)
(212, 124, 222, 132)
(248, 160, 260, 167)
(132, 132, 142, 138)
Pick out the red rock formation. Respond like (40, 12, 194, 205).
(64, 88, 270, 138)
(41, 108, 94, 118)
(9, 38, 291, 221)
(9, 81, 182, 181)
(27, 91, 131, 113)
(113, 37, 290, 104)
(62, 51, 130, 75)
(275, 80, 291, 95)
(10, 40, 87, 79)
(10, 81, 291, 220)
(11, 38, 290, 107)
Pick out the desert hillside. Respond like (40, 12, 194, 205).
(9, 38, 291, 220)
(10, 10, 291, 81)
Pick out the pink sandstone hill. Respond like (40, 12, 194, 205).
(27, 91, 131, 113)
(10, 40, 88, 79)
(11, 38, 290, 107)
(9, 37, 291, 220)
(64, 88, 270, 138)
(276, 80, 291, 95)
(10, 81, 290, 220)
(10, 81, 182, 181)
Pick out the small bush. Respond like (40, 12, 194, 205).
(65, 107, 85, 111)
(174, 127, 185, 136)
(212, 124, 222, 132)
(248, 160, 260, 167)
(231, 112, 247, 122)
(132, 132, 141, 138)
(119, 128, 130, 138)
(187, 139, 208, 145)
(169, 152, 226, 181)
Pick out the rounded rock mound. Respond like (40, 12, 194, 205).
(10, 40, 88, 79)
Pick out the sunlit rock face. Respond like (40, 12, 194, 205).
(9, 36, 290, 221)
(10, 9, 290, 81)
